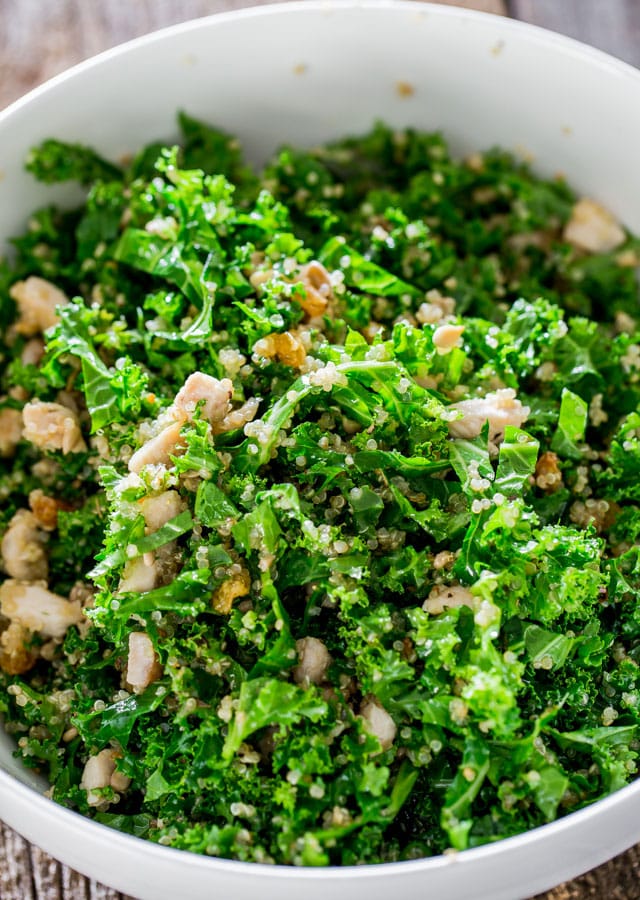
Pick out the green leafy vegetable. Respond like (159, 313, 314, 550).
(1, 115, 638, 868)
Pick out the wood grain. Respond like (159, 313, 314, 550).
(510, 0, 640, 67)
(0, 0, 636, 898)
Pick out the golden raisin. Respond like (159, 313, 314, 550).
(535, 452, 562, 493)
(28, 489, 64, 531)
(212, 568, 251, 615)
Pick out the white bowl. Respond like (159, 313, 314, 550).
(2, 3, 640, 898)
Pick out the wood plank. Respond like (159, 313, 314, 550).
(430, 0, 506, 13)
(0, 0, 506, 111)
(510, 0, 640, 67)
(0, 822, 35, 899)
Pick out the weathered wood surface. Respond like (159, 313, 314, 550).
(0, 1, 638, 898)
(510, 0, 640, 67)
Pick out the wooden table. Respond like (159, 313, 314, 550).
(1, 2, 640, 898)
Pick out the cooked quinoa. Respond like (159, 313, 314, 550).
(1, 115, 640, 864)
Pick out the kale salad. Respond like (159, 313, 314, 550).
(1, 115, 640, 866)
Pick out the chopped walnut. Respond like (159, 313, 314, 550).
(128, 421, 185, 474)
(433, 550, 456, 571)
(433, 324, 464, 355)
(0, 408, 24, 458)
(126, 632, 162, 693)
(564, 198, 626, 254)
(448, 388, 530, 447)
(360, 697, 397, 752)
(29, 489, 64, 531)
(292, 637, 332, 686)
(423, 583, 475, 615)
(253, 331, 307, 368)
(80, 748, 131, 807)
(0, 621, 38, 675)
(1, 509, 48, 581)
(0, 580, 84, 639)
(299, 261, 333, 318)
(22, 400, 87, 455)
(173, 372, 233, 426)
(9, 276, 69, 336)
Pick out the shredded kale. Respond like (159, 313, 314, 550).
(1, 116, 639, 866)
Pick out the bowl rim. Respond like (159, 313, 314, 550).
(2, 0, 640, 885)
(2, 0, 640, 127)
(3, 763, 640, 880)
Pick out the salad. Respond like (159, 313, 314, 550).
(1, 115, 639, 866)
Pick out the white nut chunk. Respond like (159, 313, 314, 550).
(118, 556, 157, 594)
(128, 421, 185, 474)
(360, 697, 397, 752)
(9, 276, 69, 336)
(1, 509, 48, 581)
(126, 632, 162, 693)
(22, 400, 87, 454)
(0, 408, 24, 458)
(433, 324, 464, 355)
(564, 198, 626, 254)
(0, 580, 84, 639)
(448, 388, 530, 445)
(80, 748, 131, 806)
(139, 490, 185, 533)
(128, 372, 239, 474)
(173, 372, 233, 426)
(293, 637, 332, 686)
(216, 396, 260, 435)
(423, 583, 475, 615)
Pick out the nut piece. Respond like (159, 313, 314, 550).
(22, 400, 87, 455)
(0, 622, 38, 675)
(0, 580, 84, 639)
(21, 338, 45, 367)
(564, 198, 626, 254)
(292, 637, 332, 686)
(448, 388, 530, 446)
(1, 509, 48, 581)
(29, 489, 63, 531)
(10, 276, 69, 336)
(299, 261, 332, 318)
(173, 372, 233, 425)
(0, 408, 24, 458)
(118, 556, 157, 594)
(128, 421, 186, 474)
(215, 397, 260, 435)
(139, 490, 185, 533)
(80, 748, 131, 807)
(433, 324, 464, 355)
(128, 372, 239, 473)
(253, 332, 307, 368)
(126, 632, 162, 693)
(423, 583, 475, 615)
(360, 697, 397, 752)
(212, 567, 251, 614)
